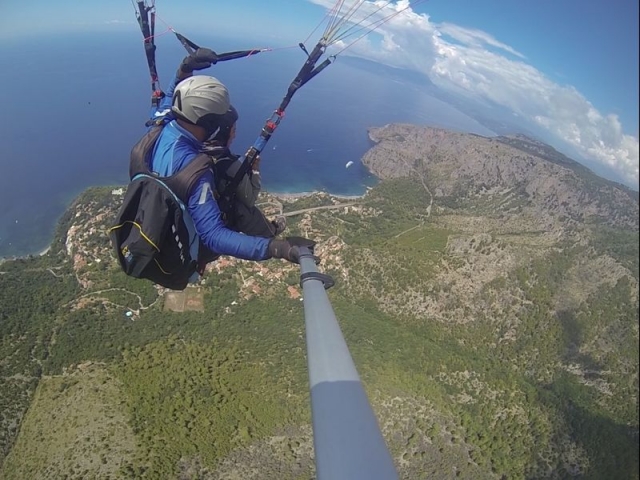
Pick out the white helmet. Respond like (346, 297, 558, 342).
(171, 75, 230, 136)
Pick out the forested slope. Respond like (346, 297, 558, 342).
(1, 126, 638, 479)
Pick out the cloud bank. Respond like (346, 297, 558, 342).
(309, 0, 639, 187)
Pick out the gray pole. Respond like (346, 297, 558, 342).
(298, 248, 398, 480)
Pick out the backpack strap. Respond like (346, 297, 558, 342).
(203, 145, 241, 183)
(164, 153, 212, 203)
(129, 125, 163, 179)
(213, 157, 237, 184)
(129, 124, 212, 204)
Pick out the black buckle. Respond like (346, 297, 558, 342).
(300, 272, 335, 290)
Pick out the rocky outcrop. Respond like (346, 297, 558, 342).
(363, 124, 638, 230)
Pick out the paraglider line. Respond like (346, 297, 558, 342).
(303, 0, 340, 45)
(332, 0, 430, 54)
(327, 0, 395, 45)
(142, 27, 173, 43)
(152, 9, 176, 32)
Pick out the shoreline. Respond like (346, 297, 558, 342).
(270, 188, 370, 201)
(0, 187, 372, 262)
(0, 245, 51, 264)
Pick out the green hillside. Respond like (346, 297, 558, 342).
(0, 176, 638, 479)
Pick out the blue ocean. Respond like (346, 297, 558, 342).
(0, 30, 493, 258)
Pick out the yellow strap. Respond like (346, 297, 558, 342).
(109, 221, 160, 252)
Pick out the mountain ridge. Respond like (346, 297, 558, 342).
(0, 124, 637, 479)
(364, 123, 638, 231)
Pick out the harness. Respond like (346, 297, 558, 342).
(129, 124, 212, 200)
(109, 123, 214, 290)
(201, 144, 246, 226)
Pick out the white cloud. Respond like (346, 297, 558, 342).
(307, 0, 639, 187)
(438, 22, 526, 59)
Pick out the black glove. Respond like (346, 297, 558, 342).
(179, 48, 218, 74)
(268, 236, 316, 264)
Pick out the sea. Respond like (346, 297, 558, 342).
(0, 29, 494, 258)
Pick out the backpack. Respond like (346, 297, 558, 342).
(201, 143, 241, 227)
(109, 125, 212, 290)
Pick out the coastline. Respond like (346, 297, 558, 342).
(270, 189, 369, 201)
(0, 245, 51, 264)
(0, 186, 373, 262)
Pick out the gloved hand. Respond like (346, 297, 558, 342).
(268, 236, 316, 264)
(178, 48, 218, 77)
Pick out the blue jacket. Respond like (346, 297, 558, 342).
(148, 76, 270, 261)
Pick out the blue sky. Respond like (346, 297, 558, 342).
(1, 0, 638, 186)
(424, 0, 639, 135)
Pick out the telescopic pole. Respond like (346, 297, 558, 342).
(297, 248, 398, 480)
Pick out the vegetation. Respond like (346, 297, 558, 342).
(590, 226, 639, 278)
(0, 174, 638, 479)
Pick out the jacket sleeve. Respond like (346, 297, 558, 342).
(187, 170, 271, 260)
(225, 160, 261, 208)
